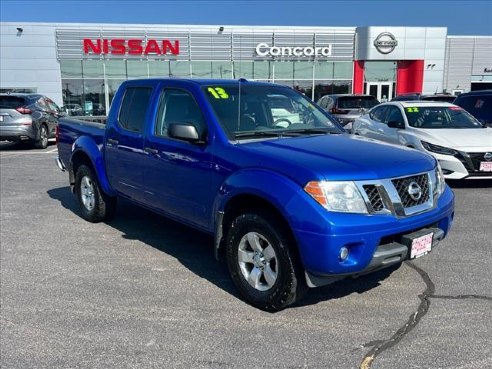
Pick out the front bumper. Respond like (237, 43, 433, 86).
(288, 185, 454, 283)
(431, 151, 492, 180)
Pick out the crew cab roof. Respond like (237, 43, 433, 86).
(120, 78, 281, 88)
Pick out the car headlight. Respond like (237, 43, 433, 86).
(434, 162, 446, 198)
(421, 141, 458, 156)
(304, 181, 368, 214)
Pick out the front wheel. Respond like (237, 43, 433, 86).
(226, 213, 306, 311)
(74, 164, 116, 222)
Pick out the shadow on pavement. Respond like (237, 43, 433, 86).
(48, 186, 394, 309)
(0, 140, 56, 151)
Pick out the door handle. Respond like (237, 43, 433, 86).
(107, 138, 119, 145)
(144, 147, 159, 154)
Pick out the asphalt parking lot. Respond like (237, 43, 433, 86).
(1, 141, 491, 369)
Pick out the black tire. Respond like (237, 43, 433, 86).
(225, 212, 306, 311)
(74, 164, 116, 222)
(34, 124, 49, 149)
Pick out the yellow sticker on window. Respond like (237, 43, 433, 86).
(208, 87, 229, 99)
(406, 107, 419, 112)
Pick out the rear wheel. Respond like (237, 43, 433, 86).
(34, 124, 48, 149)
(226, 212, 306, 311)
(75, 164, 116, 222)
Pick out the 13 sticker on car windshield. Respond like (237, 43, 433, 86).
(208, 87, 229, 99)
(406, 107, 419, 112)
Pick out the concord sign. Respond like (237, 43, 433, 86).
(255, 43, 333, 58)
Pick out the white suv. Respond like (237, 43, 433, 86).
(352, 101, 492, 180)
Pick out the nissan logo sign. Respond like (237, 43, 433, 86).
(484, 152, 492, 161)
(255, 43, 332, 58)
(373, 32, 398, 54)
(407, 182, 422, 201)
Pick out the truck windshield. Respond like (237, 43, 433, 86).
(404, 106, 483, 129)
(203, 83, 342, 140)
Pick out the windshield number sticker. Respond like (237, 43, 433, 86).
(406, 107, 419, 112)
(208, 87, 229, 99)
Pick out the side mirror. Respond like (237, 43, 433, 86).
(168, 123, 203, 143)
(388, 120, 405, 129)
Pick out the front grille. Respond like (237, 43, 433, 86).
(363, 185, 384, 212)
(467, 152, 491, 172)
(391, 174, 429, 208)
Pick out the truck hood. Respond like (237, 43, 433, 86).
(414, 127, 492, 151)
(236, 134, 436, 184)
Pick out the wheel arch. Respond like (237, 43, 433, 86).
(70, 136, 116, 196)
(216, 192, 304, 273)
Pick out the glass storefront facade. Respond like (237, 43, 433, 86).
(60, 59, 353, 116)
(56, 27, 355, 116)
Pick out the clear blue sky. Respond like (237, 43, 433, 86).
(1, 0, 491, 35)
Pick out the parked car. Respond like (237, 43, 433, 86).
(0, 93, 62, 148)
(64, 103, 83, 116)
(317, 94, 379, 131)
(391, 93, 456, 103)
(92, 103, 106, 116)
(453, 90, 492, 127)
(352, 101, 492, 180)
(267, 94, 302, 127)
(56, 79, 454, 311)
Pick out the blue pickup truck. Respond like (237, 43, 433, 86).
(56, 78, 454, 311)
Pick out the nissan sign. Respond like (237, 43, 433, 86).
(373, 32, 398, 54)
(83, 38, 180, 56)
(255, 43, 332, 58)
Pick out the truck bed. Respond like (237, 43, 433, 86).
(57, 117, 106, 169)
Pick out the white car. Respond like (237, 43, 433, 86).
(352, 101, 492, 180)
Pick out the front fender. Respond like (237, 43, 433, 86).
(213, 168, 303, 224)
(71, 136, 116, 196)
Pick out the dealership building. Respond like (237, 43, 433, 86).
(1, 22, 491, 115)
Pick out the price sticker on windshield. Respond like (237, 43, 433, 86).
(208, 87, 229, 99)
(406, 107, 419, 113)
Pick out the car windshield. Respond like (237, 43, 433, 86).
(337, 96, 379, 109)
(404, 106, 483, 129)
(203, 83, 342, 140)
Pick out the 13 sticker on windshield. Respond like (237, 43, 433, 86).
(208, 87, 229, 99)
(406, 107, 419, 112)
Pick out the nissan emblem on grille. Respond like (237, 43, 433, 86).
(407, 182, 422, 201)
(484, 152, 492, 161)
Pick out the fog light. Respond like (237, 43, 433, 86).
(339, 247, 349, 261)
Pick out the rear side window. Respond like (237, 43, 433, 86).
(118, 87, 153, 133)
(0, 96, 27, 109)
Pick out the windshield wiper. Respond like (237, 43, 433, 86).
(233, 130, 285, 139)
(280, 127, 342, 136)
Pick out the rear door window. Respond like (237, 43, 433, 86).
(118, 87, 153, 133)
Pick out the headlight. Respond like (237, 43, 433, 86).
(434, 162, 446, 197)
(304, 181, 368, 214)
(421, 141, 458, 156)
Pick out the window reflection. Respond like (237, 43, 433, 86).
(59, 60, 353, 116)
